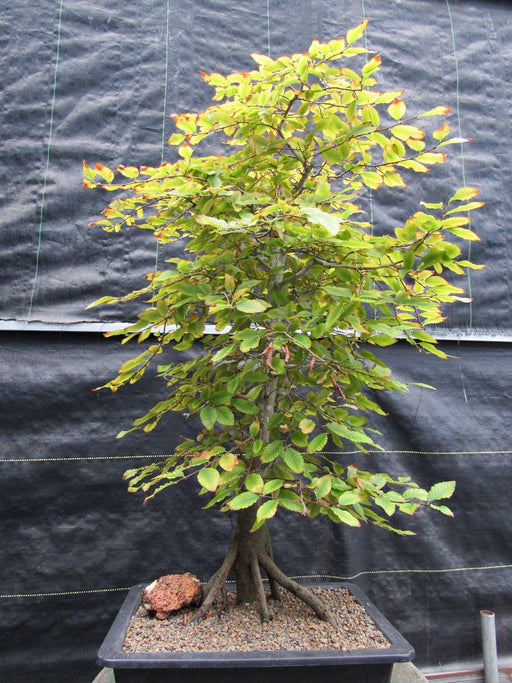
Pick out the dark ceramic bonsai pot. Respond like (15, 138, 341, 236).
(97, 581, 414, 683)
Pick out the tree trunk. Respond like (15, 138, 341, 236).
(233, 505, 268, 603)
(190, 505, 336, 626)
(191, 254, 334, 623)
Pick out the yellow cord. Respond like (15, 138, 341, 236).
(2, 449, 512, 463)
(2, 564, 511, 599)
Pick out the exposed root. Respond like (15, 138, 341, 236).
(202, 567, 221, 600)
(192, 511, 334, 627)
(268, 575, 282, 602)
(259, 553, 337, 627)
(264, 525, 281, 601)
(250, 553, 270, 621)
(190, 535, 238, 623)
(193, 548, 336, 627)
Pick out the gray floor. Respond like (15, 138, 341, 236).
(93, 662, 428, 682)
(93, 664, 512, 682)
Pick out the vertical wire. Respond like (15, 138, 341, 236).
(361, 0, 373, 234)
(155, 0, 171, 272)
(28, 0, 65, 320)
(267, 0, 271, 57)
(160, 0, 171, 166)
(446, 0, 472, 330)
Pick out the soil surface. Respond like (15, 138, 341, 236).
(123, 586, 390, 653)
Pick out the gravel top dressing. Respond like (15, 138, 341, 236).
(123, 587, 390, 653)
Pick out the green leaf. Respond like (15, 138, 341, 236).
(211, 344, 236, 362)
(360, 171, 382, 189)
(219, 452, 238, 471)
(314, 475, 332, 499)
(167, 133, 186, 145)
(420, 201, 443, 210)
(238, 329, 261, 352)
(83, 160, 97, 181)
(326, 422, 348, 437)
(216, 405, 234, 426)
(370, 334, 398, 347)
(229, 491, 260, 510)
(428, 480, 456, 502)
(256, 499, 279, 522)
(290, 429, 308, 448)
(245, 473, 264, 493)
(445, 201, 485, 214)
(330, 508, 361, 526)
(307, 433, 328, 453)
(200, 406, 217, 430)
(391, 125, 425, 141)
(117, 164, 139, 178)
(232, 397, 259, 414)
(294, 333, 311, 348)
(263, 479, 283, 494)
(441, 216, 471, 228)
(449, 186, 480, 203)
(324, 286, 352, 299)
(261, 440, 284, 463)
(271, 356, 286, 374)
(346, 17, 368, 44)
(254, 441, 265, 458)
(325, 302, 344, 329)
(301, 207, 340, 236)
(249, 420, 260, 437)
(419, 342, 448, 359)
(235, 299, 269, 313)
(430, 504, 454, 517)
(197, 468, 220, 492)
(227, 377, 240, 393)
(399, 502, 419, 515)
(85, 295, 118, 310)
(316, 179, 331, 199)
(419, 105, 452, 117)
(194, 214, 229, 229)
(338, 491, 360, 505)
(277, 490, 303, 512)
(95, 163, 114, 182)
(415, 152, 446, 164)
(282, 448, 304, 473)
(375, 496, 396, 516)
(410, 381, 436, 390)
(210, 390, 232, 405)
(448, 227, 480, 241)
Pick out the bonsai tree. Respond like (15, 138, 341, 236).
(84, 19, 483, 625)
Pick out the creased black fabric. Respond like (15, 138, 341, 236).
(0, 333, 511, 680)
(0, 0, 510, 331)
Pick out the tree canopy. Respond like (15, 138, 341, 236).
(85, 19, 483, 536)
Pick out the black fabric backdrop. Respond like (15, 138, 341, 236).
(1, 0, 511, 330)
(1, 0, 512, 681)
(1, 335, 511, 681)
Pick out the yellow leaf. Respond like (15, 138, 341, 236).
(388, 98, 406, 121)
(299, 418, 315, 434)
(347, 17, 369, 45)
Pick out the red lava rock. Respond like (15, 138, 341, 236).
(142, 573, 202, 619)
